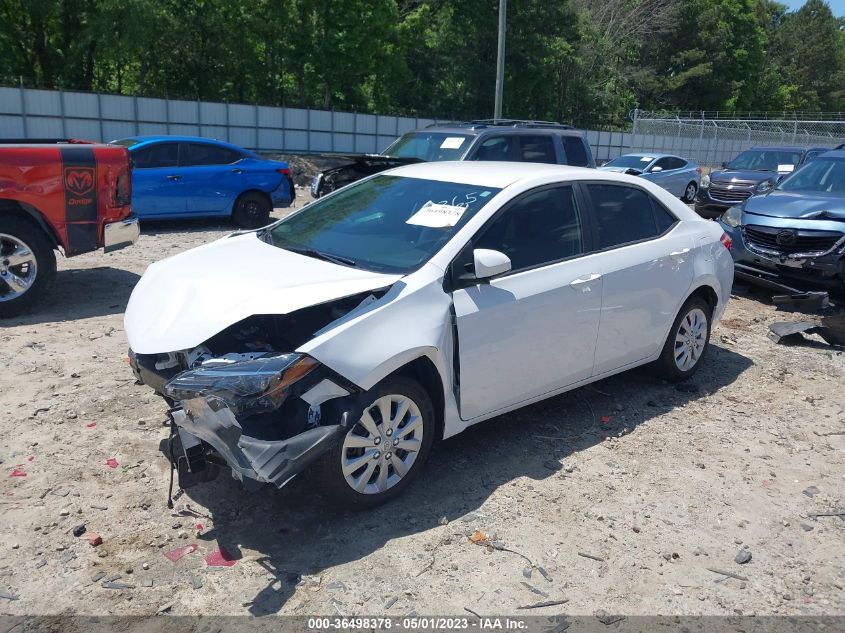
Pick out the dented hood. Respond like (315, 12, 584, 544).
(124, 232, 401, 354)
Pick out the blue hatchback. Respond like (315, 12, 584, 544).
(111, 136, 295, 227)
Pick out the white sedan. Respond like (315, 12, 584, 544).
(125, 162, 734, 507)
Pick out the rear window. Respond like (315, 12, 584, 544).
(518, 135, 556, 163)
(562, 136, 589, 167)
(586, 184, 677, 250)
(131, 143, 178, 169)
(183, 143, 242, 166)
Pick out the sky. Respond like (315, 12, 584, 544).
(782, 0, 845, 16)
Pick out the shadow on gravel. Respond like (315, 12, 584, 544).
(5, 266, 140, 325)
(138, 205, 296, 236)
(177, 344, 752, 615)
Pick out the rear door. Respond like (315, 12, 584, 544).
(451, 184, 603, 419)
(581, 183, 694, 376)
(129, 142, 184, 217)
(178, 142, 246, 215)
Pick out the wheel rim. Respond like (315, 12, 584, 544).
(0, 233, 38, 301)
(674, 307, 707, 371)
(686, 183, 696, 201)
(341, 394, 424, 495)
(243, 200, 262, 221)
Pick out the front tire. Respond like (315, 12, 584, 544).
(0, 217, 56, 318)
(683, 181, 698, 203)
(654, 295, 712, 381)
(232, 192, 271, 228)
(315, 376, 435, 508)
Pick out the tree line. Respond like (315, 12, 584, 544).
(2, 0, 844, 127)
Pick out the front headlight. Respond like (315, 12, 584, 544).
(755, 179, 775, 194)
(721, 206, 742, 228)
(164, 353, 319, 416)
(700, 174, 710, 189)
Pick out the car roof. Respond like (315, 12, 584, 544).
(816, 149, 845, 158)
(614, 152, 676, 159)
(409, 125, 583, 137)
(118, 135, 247, 150)
(746, 146, 809, 152)
(385, 160, 598, 187)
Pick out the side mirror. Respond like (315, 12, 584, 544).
(650, 165, 663, 173)
(721, 161, 729, 169)
(473, 249, 511, 280)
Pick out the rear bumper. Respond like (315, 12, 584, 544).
(271, 176, 296, 207)
(103, 215, 140, 253)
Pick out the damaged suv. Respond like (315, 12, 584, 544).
(126, 162, 733, 507)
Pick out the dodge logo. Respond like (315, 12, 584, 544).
(775, 229, 797, 246)
(65, 168, 95, 196)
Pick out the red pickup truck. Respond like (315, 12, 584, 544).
(0, 139, 139, 316)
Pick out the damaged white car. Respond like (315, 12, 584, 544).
(125, 162, 734, 507)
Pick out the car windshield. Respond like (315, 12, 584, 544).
(383, 132, 472, 161)
(727, 149, 801, 171)
(268, 174, 501, 274)
(605, 155, 654, 169)
(777, 157, 845, 194)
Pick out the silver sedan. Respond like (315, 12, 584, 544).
(599, 153, 702, 202)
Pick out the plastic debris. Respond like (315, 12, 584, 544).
(105, 458, 119, 469)
(205, 546, 237, 567)
(469, 530, 491, 546)
(163, 543, 198, 562)
(600, 416, 611, 424)
(86, 423, 97, 428)
(10, 468, 26, 477)
(87, 532, 103, 547)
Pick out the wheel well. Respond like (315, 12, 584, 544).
(0, 199, 59, 249)
(689, 284, 718, 313)
(391, 356, 445, 441)
(234, 189, 272, 211)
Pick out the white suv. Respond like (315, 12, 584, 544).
(126, 161, 734, 507)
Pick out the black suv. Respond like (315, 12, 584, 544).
(694, 145, 830, 218)
(311, 119, 595, 197)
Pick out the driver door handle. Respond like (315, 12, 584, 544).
(166, 174, 182, 181)
(569, 273, 602, 291)
(670, 248, 691, 258)
(231, 168, 244, 174)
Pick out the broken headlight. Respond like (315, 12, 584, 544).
(164, 353, 318, 416)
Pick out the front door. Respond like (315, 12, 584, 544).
(451, 185, 602, 420)
(130, 142, 185, 217)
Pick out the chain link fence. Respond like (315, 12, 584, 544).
(631, 110, 845, 171)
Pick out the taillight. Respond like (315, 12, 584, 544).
(277, 168, 291, 175)
(116, 170, 131, 207)
(720, 233, 732, 251)
(696, 167, 703, 175)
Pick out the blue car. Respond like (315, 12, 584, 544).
(110, 136, 295, 227)
(718, 149, 845, 290)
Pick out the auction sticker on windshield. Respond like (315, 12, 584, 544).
(778, 164, 795, 172)
(440, 137, 466, 149)
(406, 201, 467, 228)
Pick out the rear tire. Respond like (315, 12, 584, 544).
(654, 295, 712, 381)
(682, 181, 698, 203)
(232, 192, 271, 228)
(314, 376, 435, 509)
(0, 216, 56, 318)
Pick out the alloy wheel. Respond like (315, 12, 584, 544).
(0, 234, 38, 301)
(674, 307, 707, 371)
(341, 394, 424, 494)
(685, 183, 697, 202)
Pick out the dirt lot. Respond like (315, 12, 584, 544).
(1, 201, 844, 618)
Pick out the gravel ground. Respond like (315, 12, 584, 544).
(1, 200, 844, 618)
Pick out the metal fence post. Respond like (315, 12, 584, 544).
(59, 89, 66, 138)
(225, 100, 230, 142)
(254, 103, 259, 151)
(307, 108, 311, 153)
(197, 100, 202, 139)
(281, 106, 286, 151)
(19, 81, 28, 138)
(165, 97, 171, 135)
(133, 95, 140, 135)
(96, 91, 105, 141)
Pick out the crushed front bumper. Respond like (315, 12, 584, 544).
(103, 215, 140, 253)
(170, 397, 347, 489)
(720, 221, 845, 290)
